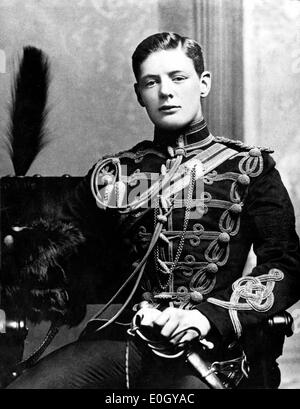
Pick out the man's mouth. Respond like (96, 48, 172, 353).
(159, 105, 181, 112)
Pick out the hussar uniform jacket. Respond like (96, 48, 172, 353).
(63, 119, 300, 345)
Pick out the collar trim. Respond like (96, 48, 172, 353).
(153, 118, 212, 151)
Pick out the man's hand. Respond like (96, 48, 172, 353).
(134, 305, 211, 346)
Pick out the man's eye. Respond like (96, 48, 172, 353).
(173, 76, 186, 82)
(145, 80, 157, 87)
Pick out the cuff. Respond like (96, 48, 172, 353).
(194, 301, 237, 345)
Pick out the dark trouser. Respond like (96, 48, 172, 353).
(6, 322, 209, 389)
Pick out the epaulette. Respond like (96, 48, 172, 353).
(213, 136, 274, 153)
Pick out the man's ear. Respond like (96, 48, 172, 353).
(134, 83, 145, 107)
(199, 71, 211, 98)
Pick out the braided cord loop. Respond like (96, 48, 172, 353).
(207, 269, 284, 337)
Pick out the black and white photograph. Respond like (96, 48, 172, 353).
(0, 0, 299, 392)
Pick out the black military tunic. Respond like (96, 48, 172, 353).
(5, 118, 300, 389)
(63, 118, 300, 347)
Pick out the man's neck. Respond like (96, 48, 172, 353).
(153, 118, 213, 151)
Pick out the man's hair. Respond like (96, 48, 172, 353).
(132, 32, 205, 81)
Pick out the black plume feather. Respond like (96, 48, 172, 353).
(8, 46, 50, 176)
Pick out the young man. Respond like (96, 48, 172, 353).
(6, 32, 300, 389)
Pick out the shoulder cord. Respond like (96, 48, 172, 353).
(87, 143, 241, 332)
(86, 154, 184, 332)
(4, 153, 184, 383)
(89, 215, 164, 332)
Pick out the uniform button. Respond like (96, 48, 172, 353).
(237, 174, 250, 186)
(190, 291, 203, 303)
(230, 203, 242, 214)
(218, 232, 230, 244)
(206, 263, 218, 274)
(249, 148, 261, 157)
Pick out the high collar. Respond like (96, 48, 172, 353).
(153, 118, 213, 152)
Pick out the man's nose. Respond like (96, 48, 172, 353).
(159, 79, 174, 98)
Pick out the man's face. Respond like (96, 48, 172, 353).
(135, 47, 210, 131)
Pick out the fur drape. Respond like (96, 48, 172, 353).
(2, 218, 87, 326)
